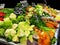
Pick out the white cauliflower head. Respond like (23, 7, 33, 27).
(5, 29, 16, 37)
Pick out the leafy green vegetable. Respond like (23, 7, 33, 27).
(30, 14, 46, 29)
(17, 15, 25, 22)
(17, 29, 25, 37)
(51, 37, 57, 44)
(42, 12, 50, 17)
(0, 8, 14, 18)
(0, 28, 5, 37)
(20, 36, 27, 45)
(35, 4, 43, 15)
(16, 3, 22, 7)
(28, 35, 33, 42)
(12, 34, 19, 42)
(0, 21, 4, 28)
(24, 30, 30, 37)
(3, 18, 12, 29)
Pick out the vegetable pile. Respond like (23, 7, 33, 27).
(0, 2, 59, 45)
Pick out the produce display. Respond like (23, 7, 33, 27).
(0, 2, 59, 45)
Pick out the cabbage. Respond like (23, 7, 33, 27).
(3, 18, 12, 29)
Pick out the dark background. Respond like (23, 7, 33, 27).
(0, 0, 60, 10)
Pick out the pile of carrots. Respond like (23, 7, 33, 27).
(46, 21, 58, 29)
(34, 26, 55, 45)
(34, 27, 50, 45)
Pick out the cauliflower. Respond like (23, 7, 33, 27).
(17, 22, 34, 37)
(9, 13, 16, 20)
(5, 29, 16, 37)
(12, 24, 18, 29)
(17, 29, 25, 37)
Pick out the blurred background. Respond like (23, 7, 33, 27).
(0, 0, 60, 10)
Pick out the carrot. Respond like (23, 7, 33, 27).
(46, 23, 55, 29)
(49, 30, 55, 38)
(47, 21, 58, 28)
(38, 32, 50, 45)
(34, 27, 51, 45)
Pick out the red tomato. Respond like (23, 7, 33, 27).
(0, 12, 5, 16)
(0, 18, 4, 21)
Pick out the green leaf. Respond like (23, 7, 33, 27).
(51, 37, 57, 44)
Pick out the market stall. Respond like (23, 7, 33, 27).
(0, 0, 60, 45)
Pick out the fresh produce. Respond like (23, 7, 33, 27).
(0, 8, 14, 18)
(0, 28, 5, 37)
(0, 2, 59, 45)
(0, 12, 5, 21)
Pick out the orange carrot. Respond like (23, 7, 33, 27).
(38, 32, 50, 45)
(49, 30, 55, 38)
(46, 23, 55, 29)
(47, 21, 58, 28)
